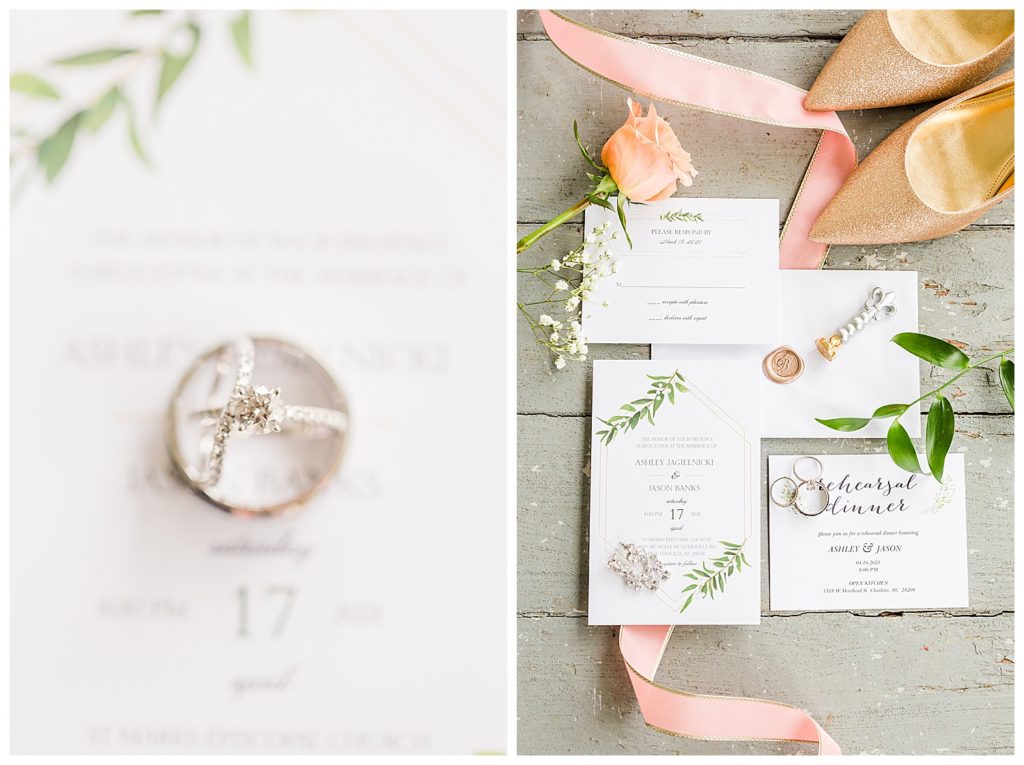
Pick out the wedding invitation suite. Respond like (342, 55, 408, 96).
(588, 360, 761, 625)
(582, 198, 779, 345)
(653, 270, 921, 438)
(768, 454, 968, 611)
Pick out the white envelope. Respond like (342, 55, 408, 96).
(653, 270, 921, 439)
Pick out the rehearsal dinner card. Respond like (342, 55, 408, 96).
(768, 454, 969, 611)
(654, 270, 921, 438)
(589, 360, 761, 625)
(583, 197, 779, 345)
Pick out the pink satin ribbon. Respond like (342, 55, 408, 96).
(539, 9, 847, 752)
(621, 626, 840, 754)
(539, 9, 857, 270)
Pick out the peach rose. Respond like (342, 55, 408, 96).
(601, 98, 697, 202)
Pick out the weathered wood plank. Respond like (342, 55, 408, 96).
(517, 8, 864, 38)
(517, 414, 1013, 616)
(517, 613, 1014, 755)
(517, 225, 1014, 416)
(517, 37, 1013, 225)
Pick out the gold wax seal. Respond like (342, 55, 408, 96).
(762, 346, 804, 384)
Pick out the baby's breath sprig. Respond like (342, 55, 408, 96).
(595, 370, 688, 445)
(517, 221, 619, 369)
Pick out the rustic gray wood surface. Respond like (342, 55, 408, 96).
(516, 9, 1014, 756)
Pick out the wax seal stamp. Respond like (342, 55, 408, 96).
(762, 346, 804, 384)
(816, 286, 897, 361)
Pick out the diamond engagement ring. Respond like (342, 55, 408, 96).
(166, 336, 350, 516)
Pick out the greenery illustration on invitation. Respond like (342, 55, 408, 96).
(596, 369, 748, 613)
(680, 540, 749, 613)
(595, 370, 688, 445)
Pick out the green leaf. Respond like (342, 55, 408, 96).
(680, 593, 694, 612)
(131, 9, 164, 15)
(156, 22, 201, 107)
(886, 419, 922, 473)
(587, 194, 612, 211)
(872, 403, 908, 418)
(118, 93, 150, 165)
(815, 417, 871, 432)
(925, 395, 955, 482)
(54, 48, 135, 66)
(82, 87, 119, 133)
(230, 11, 252, 67)
(999, 358, 1014, 411)
(36, 112, 82, 182)
(573, 120, 602, 170)
(682, 583, 697, 593)
(891, 332, 969, 370)
(616, 193, 633, 249)
(10, 72, 59, 99)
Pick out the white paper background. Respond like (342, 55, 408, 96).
(10, 10, 505, 755)
(653, 270, 921, 438)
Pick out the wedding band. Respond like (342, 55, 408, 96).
(794, 480, 829, 517)
(166, 336, 350, 516)
(793, 455, 823, 483)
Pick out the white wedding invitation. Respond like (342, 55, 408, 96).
(588, 360, 761, 625)
(582, 198, 779, 345)
(653, 270, 921, 438)
(768, 454, 968, 611)
(10, 11, 505, 755)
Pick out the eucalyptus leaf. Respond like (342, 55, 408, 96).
(891, 332, 969, 370)
(886, 419, 922, 473)
(815, 416, 870, 432)
(999, 358, 1014, 411)
(925, 395, 954, 482)
(680, 593, 694, 613)
(37, 112, 82, 182)
(82, 87, 119, 133)
(10, 72, 60, 99)
(230, 11, 253, 67)
(54, 48, 136, 66)
(118, 93, 150, 165)
(156, 23, 201, 107)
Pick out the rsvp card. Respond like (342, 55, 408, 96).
(768, 454, 969, 611)
(588, 360, 760, 625)
(582, 197, 779, 345)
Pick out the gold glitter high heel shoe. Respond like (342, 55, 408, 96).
(810, 70, 1014, 246)
(805, 10, 1014, 111)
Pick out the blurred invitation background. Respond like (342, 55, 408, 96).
(10, 9, 506, 754)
